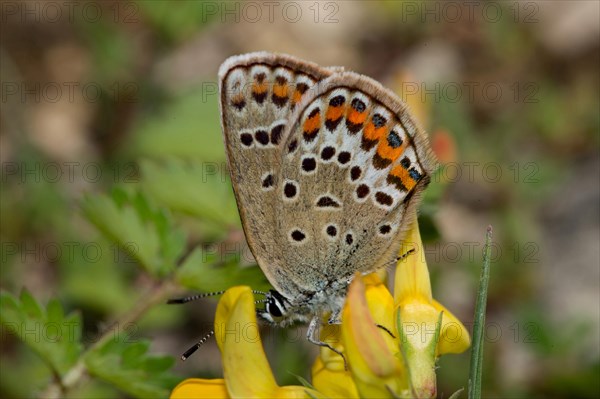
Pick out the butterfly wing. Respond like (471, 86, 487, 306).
(219, 53, 336, 295)
(274, 72, 438, 294)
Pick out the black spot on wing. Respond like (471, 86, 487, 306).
(271, 124, 284, 145)
(291, 230, 306, 242)
(375, 192, 393, 206)
(321, 146, 335, 160)
(255, 130, 269, 146)
(337, 151, 351, 164)
(326, 225, 337, 237)
(240, 133, 253, 147)
(302, 157, 317, 173)
(316, 196, 341, 208)
(262, 174, 274, 188)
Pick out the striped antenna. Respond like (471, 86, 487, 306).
(167, 291, 225, 304)
(382, 247, 416, 270)
(181, 330, 215, 360)
(167, 290, 269, 304)
(170, 290, 270, 360)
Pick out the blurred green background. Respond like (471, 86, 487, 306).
(1, 1, 598, 398)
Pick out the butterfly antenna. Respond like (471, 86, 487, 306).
(181, 330, 215, 360)
(167, 291, 226, 304)
(384, 248, 416, 269)
(396, 247, 415, 262)
(168, 289, 269, 304)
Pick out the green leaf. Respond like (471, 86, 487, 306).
(81, 189, 186, 277)
(175, 247, 269, 293)
(142, 356, 175, 373)
(468, 226, 493, 399)
(0, 289, 83, 377)
(19, 289, 44, 319)
(85, 337, 178, 399)
(46, 299, 64, 323)
(292, 373, 315, 390)
(122, 342, 151, 368)
(140, 159, 240, 228)
(61, 237, 134, 314)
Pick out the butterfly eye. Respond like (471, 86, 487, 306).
(265, 290, 288, 318)
(266, 299, 283, 318)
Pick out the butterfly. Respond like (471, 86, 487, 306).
(218, 52, 437, 356)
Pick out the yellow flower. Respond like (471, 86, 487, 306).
(170, 286, 320, 399)
(316, 220, 470, 399)
(171, 379, 228, 399)
(396, 220, 470, 397)
(171, 220, 469, 399)
(341, 274, 408, 398)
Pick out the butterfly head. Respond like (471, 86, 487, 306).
(258, 289, 292, 324)
(257, 283, 349, 327)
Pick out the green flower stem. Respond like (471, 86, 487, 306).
(468, 226, 493, 399)
(39, 280, 177, 399)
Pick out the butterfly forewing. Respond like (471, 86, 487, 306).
(274, 72, 437, 293)
(219, 52, 335, 295)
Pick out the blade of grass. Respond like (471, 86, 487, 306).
(468, 225, 493, 399)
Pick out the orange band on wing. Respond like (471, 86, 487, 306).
(273, 83, 287, 98)
(253, 82, 267, 95)
(303, 109, 321, 138)
(389, 164, 417, 191)
(363, 122, 387, 141)
(292, 82, 309, 106)
(347, 109, 367, 125)
(293, 90, 302, 104)
(376, 140, 406, 163)
(326, 105, 344, 121)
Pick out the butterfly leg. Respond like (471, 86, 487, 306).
(306, 316, 347, 369)
(327, 309, 342, 325)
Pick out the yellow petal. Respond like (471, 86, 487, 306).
(342, 275, 405, 398)
(362, 273, 395, 332)
(393, 220, 470, 356)
(317, 323, 345, 371)
(397, 300, 440, 351)
(363, 273, 399, 355)
(311, 356, 359, 398)
(344, 276, 398, 377)
(214, 286, 250, 353)
(215, 286, 277, 397)
(170, 378, 228, 399)
(273, 387, 317, 399)
(214, 286, 313, 398)
(431, 299, 471, 355)
(394, 221, 432, 304)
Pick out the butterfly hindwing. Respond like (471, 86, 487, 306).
(274, 72, 437, 293)
(219, 52, 336, 294)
